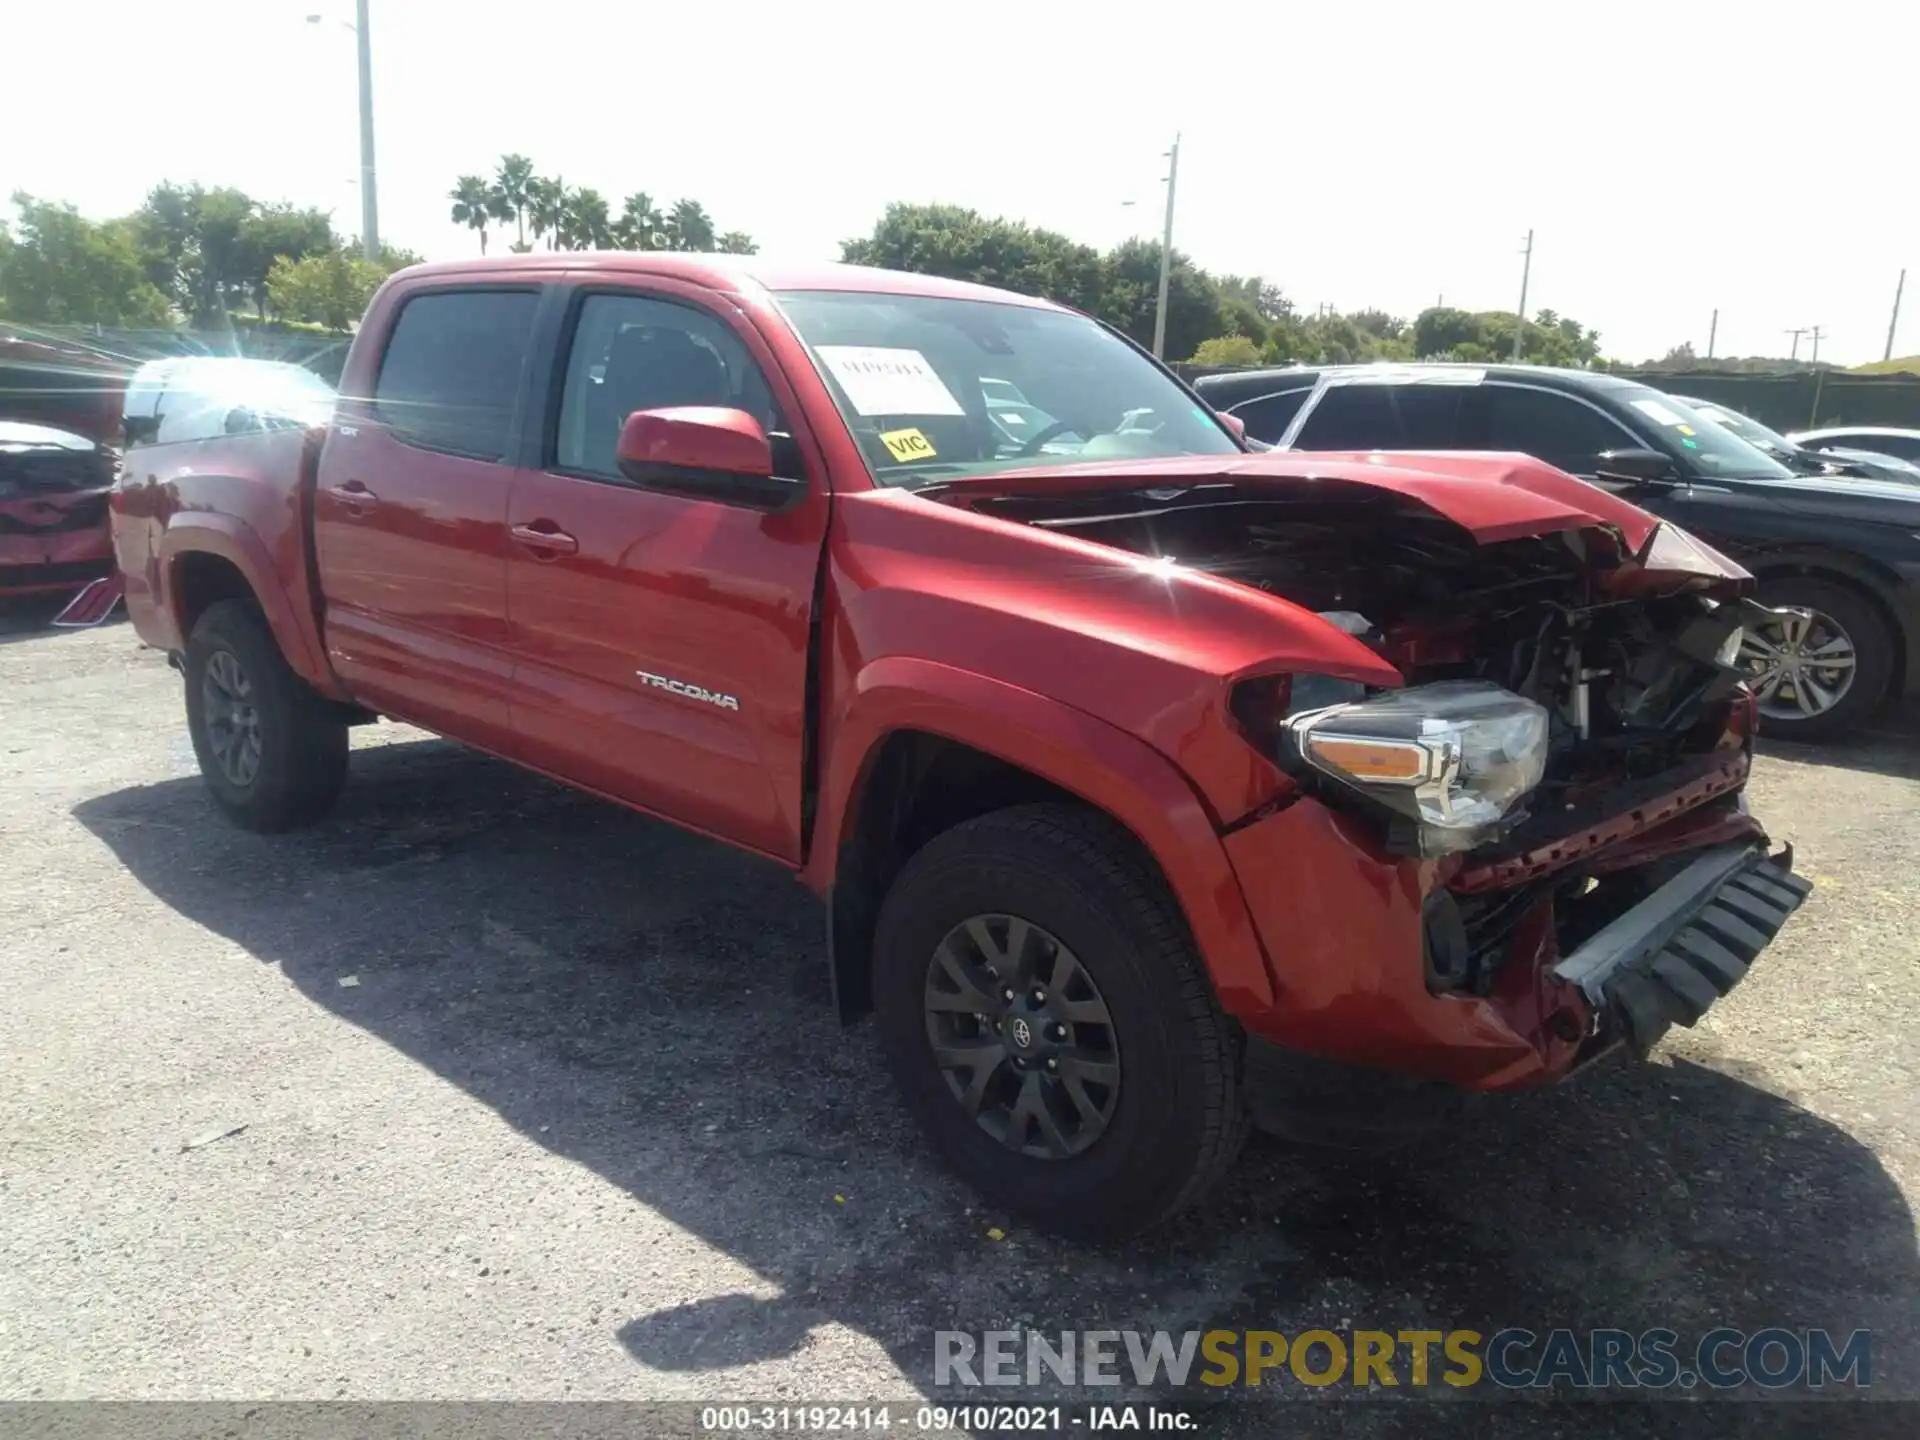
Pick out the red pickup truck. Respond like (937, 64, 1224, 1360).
(111, 255, 1807, 1238)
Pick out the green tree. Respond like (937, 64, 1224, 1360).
(449, 174, 494, 254)
(842, 203, 1105, 313)
(716, 230, 758, 255)
(1094, 238, 1225, 361)
(0, 194, 172, 325)
(1190, 334, 1263, 366)
(559, 187, 613, 250)
(235, 203, 336, 319)
(666, 198, 716, 252)
(616, 193, 666, 251)
(265, 249, 388, 331)
(493, 154, 535, 248)
(1411, 306, 1483, 359)
(525, 175, 566, 250)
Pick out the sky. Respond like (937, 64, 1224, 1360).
(7, 0, 1916, 365)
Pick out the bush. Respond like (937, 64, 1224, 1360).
(1190, 334, 1264, 367)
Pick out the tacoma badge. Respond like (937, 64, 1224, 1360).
(636, 670, 740, 711)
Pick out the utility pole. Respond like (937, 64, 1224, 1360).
(1784, 326, 1808, 361)
(1511, 229, 1534, 362)
(1707, 308, 1718, 361)
(1808, 325, 1827, 365)
(355, 0, 379, 260)
(1888, 269, 1906, 362)
(309, 5, 379, 261)
(1150, 133, 1180, 360)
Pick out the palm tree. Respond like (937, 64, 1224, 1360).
(665, 198, 715, 253)
(493, 154, 535, 248)
(563, 188, 614, 251)
(616, 193, 666, 251)
(716, 231, 758, 255)
(525, 175, 566, 250)
(448, 175, 493, 254)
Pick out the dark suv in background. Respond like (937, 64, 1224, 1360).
(1197, 363, 1920, 740)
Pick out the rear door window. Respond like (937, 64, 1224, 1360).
(1291, 383, 1468, 450)
(1228, 389, 1312, 443)
(1482, 384, 1636, 475)
(374, 290, 539, 459)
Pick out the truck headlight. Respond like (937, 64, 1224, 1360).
(1285, 681, 1549, 855)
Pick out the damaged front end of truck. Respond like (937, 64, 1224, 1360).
(938, 452, 1809, 1101)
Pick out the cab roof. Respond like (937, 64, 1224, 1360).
(388, 253, 1066, 310)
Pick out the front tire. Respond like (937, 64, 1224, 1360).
(184, 599, 348, 832)
(1743, 577, 1895, 741)
(873, 804, 1246, 1241)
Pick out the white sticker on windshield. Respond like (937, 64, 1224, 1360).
(815, 346, 964, 417)
(1631, 398, 1687, 427)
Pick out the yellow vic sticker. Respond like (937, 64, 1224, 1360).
(879, 427, 938, 463)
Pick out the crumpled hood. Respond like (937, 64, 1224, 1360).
(936, 450, 1664, 549)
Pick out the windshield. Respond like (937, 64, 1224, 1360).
(772, 290, 1241, 487)
(1674, 398, 1796, 458)
(1619, 388, 1794, 480)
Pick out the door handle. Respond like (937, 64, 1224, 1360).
(511, 522, 578, 556)
(328, 480, 379, 511)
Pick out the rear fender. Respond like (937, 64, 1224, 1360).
(807, 655, 1275, 1017)
(157, 516, 345, 698)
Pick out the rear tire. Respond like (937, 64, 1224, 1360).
(1746, 577, 1895, 741)
(184, 599, 348, 832)
(873, 803, 1246, 1241)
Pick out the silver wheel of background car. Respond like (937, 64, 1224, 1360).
(1739, 606, 1857, 721)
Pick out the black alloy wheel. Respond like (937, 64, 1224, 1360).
(199, 647, 263, 787)
(923, 913, 1120, 1159)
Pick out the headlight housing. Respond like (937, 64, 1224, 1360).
(1284, 680, 1549, 855)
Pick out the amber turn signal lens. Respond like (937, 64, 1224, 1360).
(1304, 735, 1430, 784)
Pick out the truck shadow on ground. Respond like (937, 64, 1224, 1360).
(75, 737, 1915, 1438)
(1755, 700, 1920, 782)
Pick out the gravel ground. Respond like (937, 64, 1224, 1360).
(1, 604, 1914, 1437)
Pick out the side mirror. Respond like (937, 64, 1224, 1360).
(1595, 447, 1677, 484)
(616, 406, 803, 512)
(1217, 411, 1248, 443)
(224, 406, 261, 435)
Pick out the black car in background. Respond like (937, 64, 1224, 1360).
(1192, 366, 1325, 444)
(1672, 397, 1920, 483)
(1198, 363, 1920, 739)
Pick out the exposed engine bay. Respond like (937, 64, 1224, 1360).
(984, 481, 1768, 1006)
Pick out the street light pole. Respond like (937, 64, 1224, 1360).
(1887, 269, 1906, 363)
(1151, 133, 1180, 360)
(311, 7, 379, 260)
(354, 0, 379, 260)
(1511, 229, 1533, 362)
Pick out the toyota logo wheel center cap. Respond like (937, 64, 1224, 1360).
(1009, 1017, 1034, 1050)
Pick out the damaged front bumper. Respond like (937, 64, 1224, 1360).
(1553, 842, 1810, 1057)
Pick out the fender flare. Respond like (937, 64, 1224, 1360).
(807, 655, 1276, 1017)
(157, 516, 344, 697)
